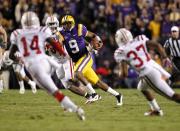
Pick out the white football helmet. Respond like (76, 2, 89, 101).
(45, 15, 59, 33)
(115, 28, 133, 47)
(21, 11, 40, 29)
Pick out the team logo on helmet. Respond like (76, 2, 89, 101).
(115, 28, 133, 47)
(46, 15, 59, 33)
(61, 15, 75, 31)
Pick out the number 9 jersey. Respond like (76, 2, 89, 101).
(59, 24, 88, 62)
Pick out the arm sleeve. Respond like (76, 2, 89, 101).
(78, 24, 87, 37)
(10, 31, 17, 45)
(82, 25, 88, 37)
(141, 35, 149, 42)
(44, 27, 52, 38)
(114, 47, 126, 63)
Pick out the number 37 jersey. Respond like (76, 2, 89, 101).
(10, 27, 52, 60)
(114, 35, 151, 71)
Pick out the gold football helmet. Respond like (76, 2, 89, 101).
(61, 15, 75, 31)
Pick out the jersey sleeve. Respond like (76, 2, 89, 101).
(10, 31, 17, 45)
(44, 27, 52, 38)
(140, 35, 149, 42)
(78, 24, 87, 37)
(114, 47, 126, 63)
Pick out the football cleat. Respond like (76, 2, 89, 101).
(76, 107, 85, 121)
(85, 93, 101, 104)
(19, 88, 25, 94)
(92, 93, 102, 101)
(85, 95, 94, 104)
(144, 109, 163, 116)
(116, 94, 123, 106)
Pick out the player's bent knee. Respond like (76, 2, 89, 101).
(75, 71, 82, 78)
(69, 79, 80, 87)
(137, 85, 149, 92)
(20, 71, 26, 78)
(137, 84, 142, 91)
(137, 80, 148, 91)
(137, 84, 144, 91)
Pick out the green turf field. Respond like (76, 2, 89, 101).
(0, 89, 180, 131)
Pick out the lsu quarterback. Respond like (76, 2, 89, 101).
(56, 15, 123, 106)
(45, 15, 96, 103)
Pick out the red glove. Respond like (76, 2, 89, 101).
(50, 39, 66, 56)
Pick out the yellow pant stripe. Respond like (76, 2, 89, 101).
(74, 54, 99, 85)
(76, 54, 91, 72)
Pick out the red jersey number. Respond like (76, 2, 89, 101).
(127, 44, 150, 68)
(21, 35, 41, 56)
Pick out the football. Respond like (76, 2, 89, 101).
(91, 36, 103, 50)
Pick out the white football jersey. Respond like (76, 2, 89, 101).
(114, 35, 171, 77)
(114, 35, 150, 70)
(115, 35, 174, 98)
(10, 26, 52, 62)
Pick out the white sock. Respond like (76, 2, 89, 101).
(61, 96, 78, 112)
(148, 102, 154, 110)
(107, 87, 119, 96)
(28, 80, 34, 87)
(19, 81, 25, 89)
(85, 83, 96, 94)
(0, 80, 3, 92)
(148, 99, 160, 111)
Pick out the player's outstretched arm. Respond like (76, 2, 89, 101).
(146, 41, 167, 59)
(146, 41, 171, 67)
(119, 61, 128, 78)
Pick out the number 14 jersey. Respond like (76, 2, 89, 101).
(10, 27, 52, 61)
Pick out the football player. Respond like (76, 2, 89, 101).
(45, 15, 93, 103)
(12, 51, 37, 94)
(114, 28, 180, 116)
(9, 11, 85, 120)
(57, 15, 123, 106)
(0, 25, 7, 93)
(1, 51, 37, 94)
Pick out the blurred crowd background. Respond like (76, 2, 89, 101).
(0, 0, 179, 89)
